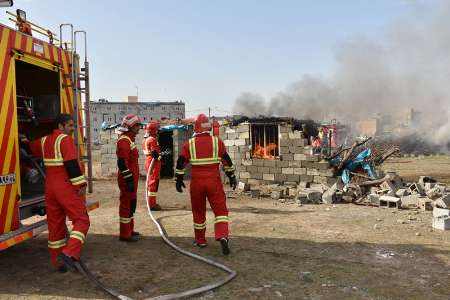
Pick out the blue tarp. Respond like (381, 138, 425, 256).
(159, 124, 188, 132)
(340, 148, 377, 184)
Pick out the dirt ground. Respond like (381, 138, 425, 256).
(1, 156, 450, 300)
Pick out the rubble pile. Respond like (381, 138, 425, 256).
(235, 136, 450, 231)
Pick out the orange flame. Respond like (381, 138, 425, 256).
(253, 143, 278, 160)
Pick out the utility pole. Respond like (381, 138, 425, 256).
(208, 106, 211, 118)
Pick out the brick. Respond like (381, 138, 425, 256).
(282, 168, 294, 175)
(239, 172, 250, 179)
(263, 173, 275, 181)
(293, 168, 307, 175)
(294, 154, 306, 161)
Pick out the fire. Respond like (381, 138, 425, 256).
(253, 143, 278, 159)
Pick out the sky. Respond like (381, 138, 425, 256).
(0, 0, 434, 117)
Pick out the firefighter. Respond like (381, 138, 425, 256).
(29, 114, 89, 272)
(142, 121, 162, 211)
(174, 113, 237, 255)
(116, 114, 141, 242)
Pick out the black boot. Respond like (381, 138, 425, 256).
(57, 253, 77, 271)
(119, 235, 139, 242)
(150, 204, 162, 211)
(219, 238, 230, 255)
(132, 231, 140, 236)
(193, 240, 207, 248)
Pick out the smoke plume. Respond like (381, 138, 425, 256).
(232, 1, 450, 150)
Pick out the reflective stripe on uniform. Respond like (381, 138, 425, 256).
(120, 217, 132, 224)
(189, 136, 221, 165)
(119, 135, 136, 150)
(193, 222, 206, 229)
(48, 239, 66, 249)
(224, 165, 235, 172)
(214, 216, 230, 224)
(143, 137, 151, 156)
(42, 134, 67, 166)
(70, 175, 87, 185)
(148, 191, 158, 197)
(175, 169, 185, 175)
(69, 230, 86, 244)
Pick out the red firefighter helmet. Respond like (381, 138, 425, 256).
(194, 113, 211, 133)
(121, 114, 141, 130)
(145, 121, 159, 136)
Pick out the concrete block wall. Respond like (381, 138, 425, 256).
(221, 122, 336, 186)
(99, 128, 191, 177)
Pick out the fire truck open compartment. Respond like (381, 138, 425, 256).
(15, 59, 61, 220)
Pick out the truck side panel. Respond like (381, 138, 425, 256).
(0, 24, 85, 235)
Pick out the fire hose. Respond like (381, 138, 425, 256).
(75, 158, 236, 300)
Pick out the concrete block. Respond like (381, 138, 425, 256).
(298, 181, 310, 189)
(318, 169, 334, 177)
(409, 183, 425, 196)
(432, 216, 450, 230)
(280, 146, 290, 154)
(322, 188, 337, 204)
(274, 174, 287, 182)
(293, 168, 307, 175)
(305, 155, 320, 162)
(433, 207, 450, 218)
(424, 182, 436, 191)
(248, 179, 260, 185)
(379, 196, 401, 209)
(435, 194, 450, 209)
(235, 139, 247, 146)
(250, 172, 263, 180)
(314, 161, 330, 170)
(303, 147, 314, 155)
(288, 131, 302, 139)
(239, 172, 251, 179)
(300, 175, 314, 183)
(286, 174, 300, 182)
(237, 182, 250, 191)
(400, 194, 420, 208)
(292, 138, 307, 147)
(271, 190, 284, 199)
(225, 128, 236, 134)
(281, 154, 294, 161)
(239, 145, 250, 152)
(257, 167, 270, 173)
(419, 198, 433, 211)
(227, 133, 238, 140)
(224, 140, 235, 147)
(237, 124, 249, 133)
(368, 194, 380, 205)
(279, 126, 290, 133)
(247, 165, 258, 173)
(288, 146, 297, 154)
(263, 173, 275, 181)
(307, 169, 320, 176)
(239, 132, 250, 139)
(289, 161, 302, 168)
(313, 176, 328, 184)
(294, 154, 306, 161)
(282, 168, 294, 175)
(306, 190, 323, 203)
(242, 159, 253, 166)
(280, 139, 293, 147)
(252, 159, 265, 167)
(263, 160, 277, 167)
(277, 160, 289, 168)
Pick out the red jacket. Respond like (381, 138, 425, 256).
(116, 131, 139, 180)
(30, 129, 86, 190)
(177, 133, 233, 178)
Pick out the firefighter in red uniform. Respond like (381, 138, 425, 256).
(142, 121, 162, 211)
(29, 114, 89, 272)
(116, 114, 141, 242)
(175, 114, 237, 255)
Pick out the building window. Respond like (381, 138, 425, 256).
(251, 124, 279, 160)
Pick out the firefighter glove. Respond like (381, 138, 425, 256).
(151, 150, 160, 160)
(175, 178, 186, 193)
(228, 174, 237, 190)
